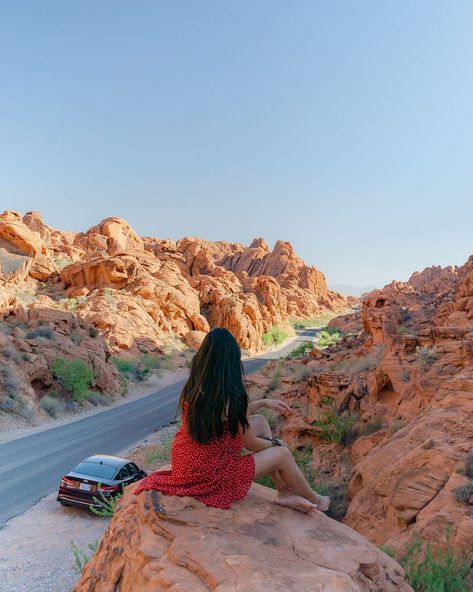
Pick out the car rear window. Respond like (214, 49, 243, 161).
(72, 461, 117, 479)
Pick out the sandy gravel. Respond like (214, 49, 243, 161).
(0, 493, 109, 592)
(0, 424, 177, 592)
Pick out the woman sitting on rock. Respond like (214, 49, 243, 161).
(134, 328, 330, 513)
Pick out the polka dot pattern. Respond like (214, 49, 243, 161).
(134, 407, 255, 510)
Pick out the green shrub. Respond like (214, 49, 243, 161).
(416, 346, 438, 370)
(288, 341, 314, 358)
(310, 405, 359, 445)
(71, 541, 100, 574)
(15, 397, 35, 421)
(26, 326, 54, 340)
(39, 395, 66, 417)
(88, 326, 99, 338)
(112, 354, 161, 382)
(262, 326, 288, 347)
(317, 329, 342, 348)
(289, 312, 339, 329)
(452, 481, 473, 504)
(89, 491, 123, 517)
(51, 358, 95, 401)
(400, 536, 471, 592)
(67, 298, 78, 312)
(268, 367, 283, 390)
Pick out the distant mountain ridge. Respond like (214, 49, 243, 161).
(329, 284, 378, 297)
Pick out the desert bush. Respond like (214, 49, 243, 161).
(87, 392, 108, 406)
(88, 326, 99, 338)
(14, 397, 35, 421)
(291, 365, 314, 383)
(268, 367, 283, 390)
(55, 257, 72, 271)
(70, 331, 82, 345)
(26, 326, 54, 340)
(452, 481, 473, 504)
(143, 431, 174, 465)
(112, 354, 161, 382)
(400, 536, 471, 592)
(310, 406, 359, 445)
(71, 541, 100, 574)
(361, 416, 386, 435)
(103, 288, 114, 305)
(389, 418, 406, 436)
(400, 369, 410, 383)
(465, 452, 473, 479)
(89, 491, 123, 517)
(40, 395, 66, 417)
(67, 298, 78, 312)
(0, 365, 21, 403)
(51, 358, 95, 401)
(262, 326, 289, 347)
(416, 346, 438, 370)
(288, 341, 314, 358)
(289, 312, 338, 329)
(396, 325, 412, 335)
(317, 329, 342, 348)
(2, 345, 15, 358)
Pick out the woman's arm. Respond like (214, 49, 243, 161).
(248, 398, 291, 416)
(248, 399, 268, 414)
(239, 423, 273, 452)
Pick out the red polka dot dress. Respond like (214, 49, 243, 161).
(134, 406, 255, 509)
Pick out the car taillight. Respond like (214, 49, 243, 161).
(61, 477, 75, 488)
(98, 484, 119, 492)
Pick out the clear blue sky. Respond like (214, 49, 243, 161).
(1, 1, 472, 286)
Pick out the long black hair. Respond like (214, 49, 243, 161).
(179, 328, 250, 444)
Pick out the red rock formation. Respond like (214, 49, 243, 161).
(0, 210, 351, 355)
(74, 484, 412, 592)
(266, 260, 473, 558)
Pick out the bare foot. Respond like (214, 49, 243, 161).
(313, 493, 330, 512)
(276, 491, 318, 513)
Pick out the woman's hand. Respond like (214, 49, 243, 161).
(263, 399, 291, 416)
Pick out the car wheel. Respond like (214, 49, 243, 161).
(59, 500, 70, 507)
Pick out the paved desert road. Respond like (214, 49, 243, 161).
(0, 329, 318, 527)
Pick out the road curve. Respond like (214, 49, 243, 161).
(0, 329, 318, 527)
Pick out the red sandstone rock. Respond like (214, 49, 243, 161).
(73, 484, 412, 592)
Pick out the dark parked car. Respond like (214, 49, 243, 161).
(57, 454, 147, 511)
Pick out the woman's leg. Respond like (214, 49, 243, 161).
(253, 446, 330, 512)
(248, 414, 285, 490)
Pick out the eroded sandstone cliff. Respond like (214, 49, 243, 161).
(248, 260, 473, 562)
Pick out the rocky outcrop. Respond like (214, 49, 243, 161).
(0, 210, 351, 356)
(250, 260, 473, 559)
(74, 484, 412, 592)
